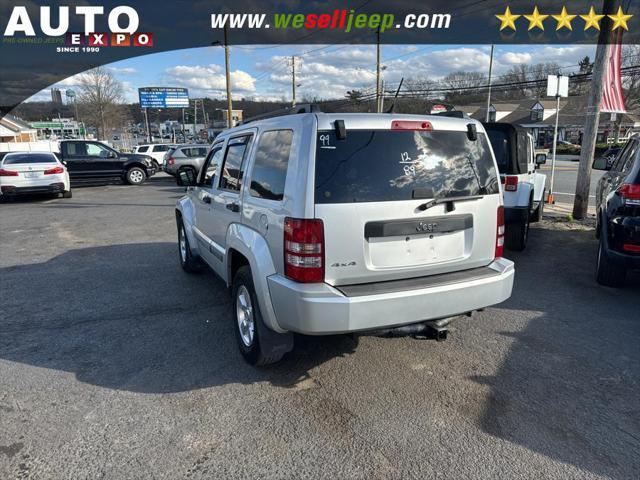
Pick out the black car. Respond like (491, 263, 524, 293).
(593, 135, 640, 287)
(58, 140, 156, 185)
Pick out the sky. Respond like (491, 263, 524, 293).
(27, 43, 598, 104)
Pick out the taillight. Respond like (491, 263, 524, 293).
(618, 183, 640, 205)
(504, 176, 518, 192)
(167, 157, 175, 165)
(495, 206, 505, 259)
(0, 169, 18, 176)
(44, 166, 64, 175)
(284, 217, 324, 283)
(623, 244, 640, 253)
(391, 120, 433, 131)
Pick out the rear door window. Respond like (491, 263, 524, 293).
(219, 135, 253, 192)
(486, 129, 509, 172)
(315, 129, 499, 204)
(152, 145, 169, 152)
(249, 130, 292, 201)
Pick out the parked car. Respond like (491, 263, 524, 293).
(163, 144, 209, 177)
(59, 140, 156, 185)
(174, 109, 515, 365)
(0, 151, 71, 200)
(133, 144, 175, 167)
(593, 134, 640, 287)
(484, 123, 547, 251)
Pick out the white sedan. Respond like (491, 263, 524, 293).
(0, 151, 72, 199)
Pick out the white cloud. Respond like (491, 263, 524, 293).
(501, 52, 533, 65)
(163, 64, 256, 98)
(109, 67, 138, 75)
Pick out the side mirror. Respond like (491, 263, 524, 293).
(177, 168, 197, 187)
(592, 156, 610, 171)
(535, 153, 547, 165)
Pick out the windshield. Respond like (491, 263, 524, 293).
(314, 129, 499, 204)
(3, 153, 57, 165)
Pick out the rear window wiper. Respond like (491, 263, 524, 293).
(417, 195, 484, 213)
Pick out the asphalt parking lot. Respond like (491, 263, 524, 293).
(1, 175, 639, 479)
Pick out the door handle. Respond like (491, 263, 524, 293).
(226, 202, 240, 212)
(202, 195, 211, 204)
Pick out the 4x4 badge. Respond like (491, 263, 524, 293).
(330, 261, 356, 268)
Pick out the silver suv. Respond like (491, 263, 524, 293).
(163, 145, 209, 176)
(175, 109, 514, 365)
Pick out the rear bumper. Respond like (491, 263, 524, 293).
(1, 183, 65, 195)
(605, 216, 640, 268)
(267, 258, 515, 335)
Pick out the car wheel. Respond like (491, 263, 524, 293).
(595, 235, 626, 287)
(232, 266, 286, 366)
(530, 192, 544, 223)
(178, 220, 202, 273)
(62, 190, 72, 199)
(506, 210, 529, 252)
(126, 167, 146, 185)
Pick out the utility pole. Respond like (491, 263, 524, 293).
(144, 108, 151, 143)
(376, 28, 381, 113)
(549, 77, 562, 204)
(379, 80, 385, 112)
(573, 0, 615, 219)
(291, 56, 296, 107)
(485, 44, 494, 122)
(224, 25, 233, 128)
(193, 99, 198, 137)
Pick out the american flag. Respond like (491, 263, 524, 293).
(601, 32, 626, 113)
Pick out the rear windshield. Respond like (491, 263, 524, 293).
(3, 153, 56, 164)
(485, 129, 510, 172)
(315, 129, 499, 204)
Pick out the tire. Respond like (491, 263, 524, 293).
(62, 190, 72, 199)
(505, 210, 530, 252)
(530, 192, 544, 223)
(595, 235, 626, 287)
(232, 266, 286, 366)
(177, 220, 203, 273)
(126, 166, 146, 185)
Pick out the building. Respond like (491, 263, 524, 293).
(51, 88, 63, 105)
(213, 109, 243, 129)
(455, 96, 640, 147)
(0, 114, 38, 142)
(29, 118, 85, 139)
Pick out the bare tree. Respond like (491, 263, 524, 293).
(622, 44, 640, 113)
(440, 71, 486, 103)
(76, 67, 124, 140)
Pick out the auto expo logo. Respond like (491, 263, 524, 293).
(2, 6, 153, 52)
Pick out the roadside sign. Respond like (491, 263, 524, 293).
(138, 87, 190, 109)
(546, 75, 569, 98)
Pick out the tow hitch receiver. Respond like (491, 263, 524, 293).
(370, 313, 471, 341)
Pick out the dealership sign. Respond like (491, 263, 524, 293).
(138, 87, 190, 109)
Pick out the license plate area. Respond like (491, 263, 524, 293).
(368, 231, 465, 268)
(24, 172, 40, 179)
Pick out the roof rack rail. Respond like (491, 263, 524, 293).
(241, 103, 322, 124)
(433, 110, 469, 119)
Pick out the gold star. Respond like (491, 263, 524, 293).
(496, 6, 520, 31)
(552, 6, 577, 31)
(580, 6, 605, 30)
(608, 6, 633, 31)
(524, 6, 548, 31)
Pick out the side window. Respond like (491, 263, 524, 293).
(516, 133, 528, 173)
(621, 141, 638, 173)
(137, 146, 149, 153)
(153, 145, 169, 152)
(201, 146, 224, 187)
(249, 130, 293, 201)
(613, 142, 633, 172)
(86, 143, 112, 158)
(64, 142, 85, 157)
(219, 135, 252, 192)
